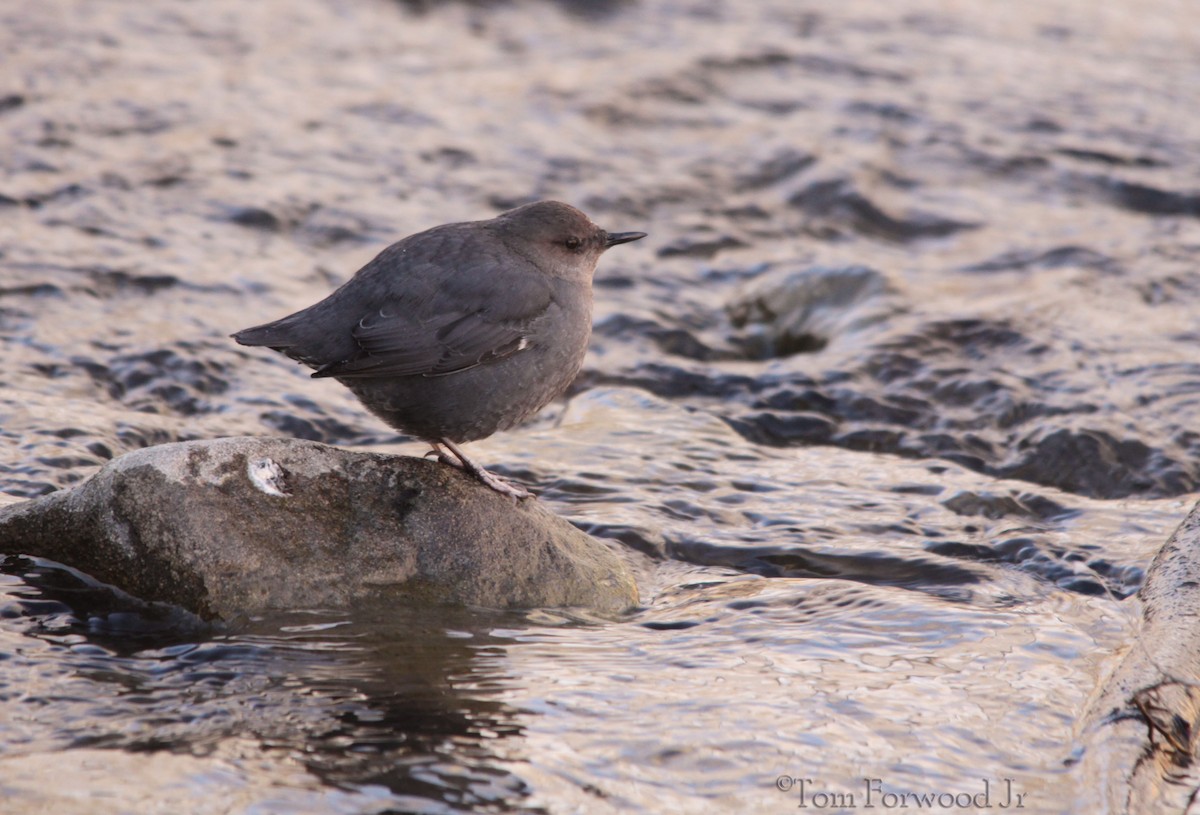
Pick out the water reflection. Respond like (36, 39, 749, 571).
(1, 558, 545, 812)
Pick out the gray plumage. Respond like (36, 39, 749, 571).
(233, 200, 646, 498)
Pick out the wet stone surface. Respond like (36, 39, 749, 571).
(0, 437, 639, 617)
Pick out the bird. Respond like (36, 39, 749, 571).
(232, 200, 646, 499)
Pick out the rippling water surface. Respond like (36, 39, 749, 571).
(2, 0, 1199, 811)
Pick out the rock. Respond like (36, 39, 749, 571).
(725, 263, 899, 358)
(0, 437, 639, 619)
(1077, 499, 1200, 812)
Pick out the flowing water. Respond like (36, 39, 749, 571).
(2, 0, 1199, 812)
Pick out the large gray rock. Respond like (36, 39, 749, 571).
(0, 437, 639, 619)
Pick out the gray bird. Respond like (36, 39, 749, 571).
(233, 200, 646, 499)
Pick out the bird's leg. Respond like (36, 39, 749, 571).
(426, 443, 461, 468)
(438, 438, 532, 500)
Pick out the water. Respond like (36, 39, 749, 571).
(2, 0, 1199, 811)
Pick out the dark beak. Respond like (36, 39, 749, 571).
(604, 231, 647, 248)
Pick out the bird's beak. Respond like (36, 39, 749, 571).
(604, 231, 647, 248)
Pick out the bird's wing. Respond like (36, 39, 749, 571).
(313, 247, 555, 380)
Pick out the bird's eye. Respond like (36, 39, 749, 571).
(564, 236, 582, 251)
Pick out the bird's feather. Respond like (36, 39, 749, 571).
(310, 231, 556, 379)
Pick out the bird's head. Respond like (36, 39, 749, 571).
(493, 200, 646, 281)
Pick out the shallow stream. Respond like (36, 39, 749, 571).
(2, 0, 1199, 811)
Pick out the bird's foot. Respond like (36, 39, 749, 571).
(470, 466, 533, 500)
(437, 438, 533, 500)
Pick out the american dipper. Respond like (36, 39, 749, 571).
(233, 200, 646, 499)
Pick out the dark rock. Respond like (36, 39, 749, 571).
(0, 437, 639, 619)
(726, 264, 897, 358)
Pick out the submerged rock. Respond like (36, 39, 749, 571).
(725, 263, 898, 358)
(0, 437, 639, 619)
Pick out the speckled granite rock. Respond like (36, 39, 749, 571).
(0, 437, 638, 619)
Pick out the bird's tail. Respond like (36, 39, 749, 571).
(232, 307, 357, 371)
(231, 318, 299, 349)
